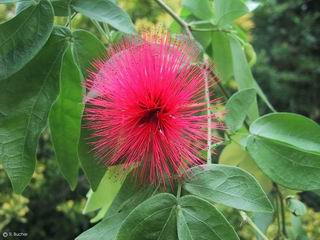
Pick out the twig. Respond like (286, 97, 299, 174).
(240, 211, 269, 240)
(154, 0, 193, 39)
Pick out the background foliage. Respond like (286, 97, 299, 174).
(0, 0, 319, 239)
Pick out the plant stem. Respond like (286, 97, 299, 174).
(154, 0, 193, 39)
(92, 20, 110, 43)
(204, 70, 212, 164)
(176, 182, 182, 198)
(274, 190, 282, 239)
(65, 12, 77, 28)
(103, 23, 111, 36)
(240, 211, 269, 240)
(191, 27, 233, 33)
(274, 184, 287, 238)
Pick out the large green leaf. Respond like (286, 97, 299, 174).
(229, 35, 259, 122)
(247, 136, 320, 191)
(182, 0, 214, 20)
(72, 29, 106, 78)
(0, 0, 54, 80)
(78, 122, 106, 191)
(214, 0, 248, 26)
(250, 113, 320, 154)
(0, 27, 70, 193)
(225, 88, 256, 132)
(117, 193, 178, 240)
(49, 47, 83, 190)
(211, 32, 233, 83)
(73, 30, 106, 191)
(51, 0, 72, 16)
(247, 113, 320, 190)
(177, 195, 239, 240)
(183, 164, 273, 213)
(77, 176, 157, 239)
(71, 0, 135, 34)
(76, 211, 128, 240)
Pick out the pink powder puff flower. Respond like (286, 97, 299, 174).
(84, 30, 223, 187)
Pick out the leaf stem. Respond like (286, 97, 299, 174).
(65, 12, 77, 28)
(92, 20, 110, 43)
(240, 211, 269, 240)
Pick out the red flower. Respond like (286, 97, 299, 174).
(85, 31, 222, 187)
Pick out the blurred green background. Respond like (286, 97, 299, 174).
(0, 0, 319, 239)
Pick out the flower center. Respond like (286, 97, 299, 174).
(139, 107, 162, 125)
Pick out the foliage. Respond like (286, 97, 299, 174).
(0, 0, 319, 239)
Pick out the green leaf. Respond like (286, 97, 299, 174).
(247, 113, 320, 190)
(219, 138, 273, 193)
(211, 32, 233, 83)
(228, 34, 275, 113)
(51, 0, 72, 16)
(225, 88, 256, 132)
(250, 113, 320, 154)
(177, 195, 239, 240)
(73, 30, 106, 191)
(71, 0, 135, 34)
(183, 164, 273, 213)
(214, 0, 249, 26)
(0, 27, 70, 193)
(229, 35, 259, 122)
(247, 136, 320, 190)
(76, 211, 128, 240)
(83, 166, 125, 214)
(72, 29, 106, 78)
(49, 47, 83, 189)
(15, 1, 33, 13)
(0, 0, 54, 80)
(286, 196, 307, 216)
(193, 31, 212, 50)
(77, 176, 157, 239)
(182, 0, 214, 20)
(253, 80, 276, 112)
(117, 193, 178, 240)
(78, 121, 106, 191)
(106, 175, 157, 217)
